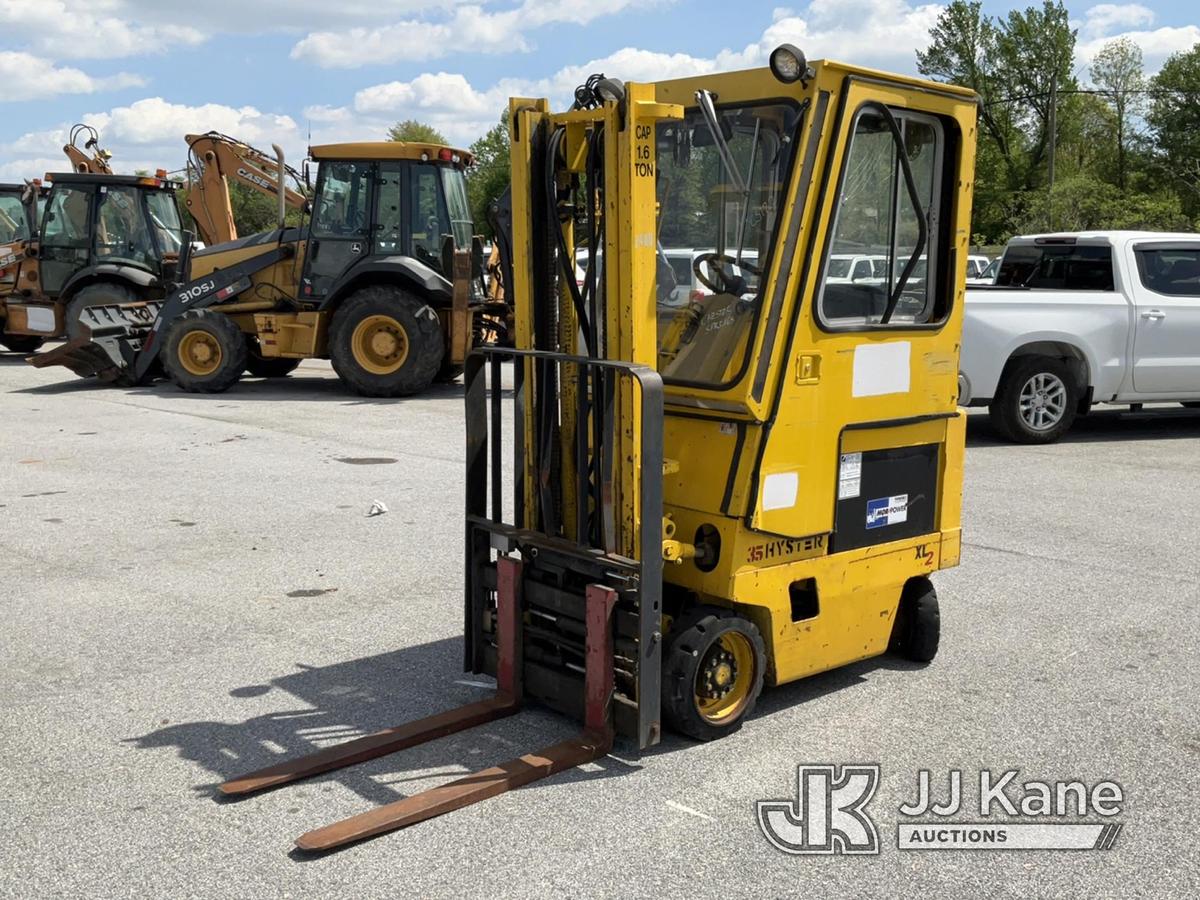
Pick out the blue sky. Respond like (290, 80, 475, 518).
(1, 1, 1197, 180)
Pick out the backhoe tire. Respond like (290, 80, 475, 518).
(436, 361, 465, 383)
(662, 606, 766, 742)
(162, 310, 247, 393)
(329, 286, 443, 397)
(988, 355, 1079, 444)
(65, 283, 138, 341)
(889, 577, 940, 663)
(0, 334, 44, 353)
(245, 338, 301, 378)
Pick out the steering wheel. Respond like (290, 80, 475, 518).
(692, 251, 761, 295)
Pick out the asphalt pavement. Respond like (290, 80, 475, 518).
(2, 353, 1198, 898)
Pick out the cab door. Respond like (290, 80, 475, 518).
(1129, 241, 1200, 395)
(752, 81, 970, 548)
(39, 182, 95, 296)
(301, 160, 374, 302)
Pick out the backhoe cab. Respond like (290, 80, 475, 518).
(216, 51, 978, 851)
(36, 141, 487, 398)
(1, 172, 184, 350)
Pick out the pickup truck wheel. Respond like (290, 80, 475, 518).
(329, 286, 443, 397)
(163, 310, 247, 393)
(989, 356, 1078, 444)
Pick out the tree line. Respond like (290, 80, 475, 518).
(392, 1, 1200, 245)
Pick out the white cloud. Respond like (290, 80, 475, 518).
(0, 52, 144, 100)
(1076, 4, 1200, 72)
(0, 99, 303, 183)
(1080, 4, 1156, 40)
(309, 1, 944, 142)
(291, 0, 642, 68)
(0, 0, 205, 60)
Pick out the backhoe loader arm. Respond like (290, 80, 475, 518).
(182, 132, 307, 246)
(63, 124, 114, 175)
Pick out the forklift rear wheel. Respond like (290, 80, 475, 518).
(889, 577, 940, 663)
(245, 338, 301, 378)
(662, 607, 766, 741)
(0, 334, 45, 353)
(65, 283, 138, 341)
(163, 310, 247, 393)
(329, 286, 443, 397)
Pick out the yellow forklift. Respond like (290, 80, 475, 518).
(218, 47, 978, 850)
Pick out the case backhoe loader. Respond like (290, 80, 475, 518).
(0, 171, 183, 350)
(215, 48, 978, 851)
(35, 140, 491, 397)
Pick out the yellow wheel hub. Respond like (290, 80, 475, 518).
(351, 314, 409, 375)
(178, 330, 223, 377)
(695, 631, 755, 724)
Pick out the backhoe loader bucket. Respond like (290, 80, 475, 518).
(28, 300, 160, 384)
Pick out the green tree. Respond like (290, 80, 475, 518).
(1148, 42, 1200, 216)
(1090, 37, 1146, 190)
(387, 120, 448, 144)
(466, 111, 510, 238)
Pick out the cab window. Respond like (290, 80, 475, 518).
(409, 165, 450, 269)
(375, 162, 404, 255)
(313, 162, 371, 238)
(819, 107, 945, 327)
(0, 194, 28, 243)
(997, 244, 1114, 291)
(1135, 246, 1200, 296)
(95, 186, 155, 268)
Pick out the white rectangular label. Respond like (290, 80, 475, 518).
(25, 306, 56, 333)
(761, 471, 799, 511)
(852, 341, 911, 397)
(838, 452, 862, 500)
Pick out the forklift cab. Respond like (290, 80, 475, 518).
(37, 173, 184, 296)
(299, 143, 474, 303)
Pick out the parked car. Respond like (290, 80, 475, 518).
(965, 254, 992, 284)
(826, 253, 880, 284)
(967, 256, 999, 285)
(959, 231, 1200, 442)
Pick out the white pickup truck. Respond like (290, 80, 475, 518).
(959, 231, 1200, 442)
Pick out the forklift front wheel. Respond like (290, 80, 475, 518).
(889, 577, 940, 663)
(163, 311, 248, 393)
(662, 607, 766, 741)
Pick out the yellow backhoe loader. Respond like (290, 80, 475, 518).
(1, 125, 188, 351)
(35, 139, 493, 396)
(214, 48, 979, 851)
